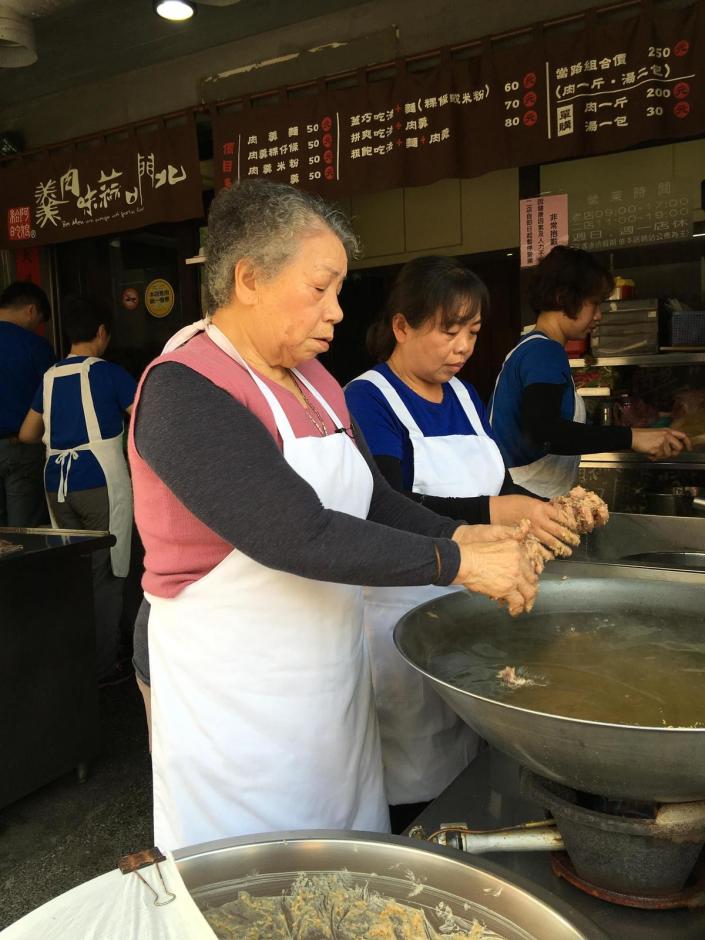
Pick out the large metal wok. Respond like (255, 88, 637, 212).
(175, 831, 607, 939)
(394, 562, 705, 803)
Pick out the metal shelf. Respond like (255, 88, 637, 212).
(580, 452, 705, 471)
(570, 351, 705, 367)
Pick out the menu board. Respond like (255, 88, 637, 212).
(213, 2, 705, 198)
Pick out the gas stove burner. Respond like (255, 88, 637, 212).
(521, 770, 705, 904)
(551, 851, 705, 910)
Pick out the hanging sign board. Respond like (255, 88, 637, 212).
(212, 2, 705, 197)
(520, 194, 569, 267)
(0, 119, 203, 250)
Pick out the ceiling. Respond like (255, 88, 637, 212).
(0, 0, 368, 109)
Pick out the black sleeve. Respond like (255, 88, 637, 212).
(498, 469, 547, 500)
(373, 454, 491, 525)
(522, 383, 632, 456)
(133, 363, 461, 587)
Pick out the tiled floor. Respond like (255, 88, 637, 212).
(0, 679, 152, 930)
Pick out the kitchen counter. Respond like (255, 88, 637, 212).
(0, 526, 114, 809)
(570, 511, 705, 562)
(0, 526, 113, 562)
(409, 749, 705, 940)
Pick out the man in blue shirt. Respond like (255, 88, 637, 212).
(0, 281, 55, 526)
(20, 295, 137, 683)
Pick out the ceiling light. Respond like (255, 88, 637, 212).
(0, 6, 37, 67)
(693, 220, 705, 238)
(154, 0, 196, 21)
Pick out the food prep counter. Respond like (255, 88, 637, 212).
(0, 527, 114, 809)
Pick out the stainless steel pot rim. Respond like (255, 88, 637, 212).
(174, 829, 610, 940)
(393, 629, 705, 736)
(394, 563, 705, 735)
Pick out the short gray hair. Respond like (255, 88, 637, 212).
(205, 180, 360, 311)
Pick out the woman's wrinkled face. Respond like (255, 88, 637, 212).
(396, 304, 482, 385)
(254, 227, 347, 368)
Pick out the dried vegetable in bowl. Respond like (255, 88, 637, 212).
(203, 871, 508, 939)
(572, 365, 617, 389)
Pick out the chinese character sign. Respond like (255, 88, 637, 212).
(569, 180, 692, 251)
(212, 2, 704, 199)
(520, 194, 569, 267)
(0, 121, 202, 249)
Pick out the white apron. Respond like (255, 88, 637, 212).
(356, 369, 506, 805)
(43, 357, 132, 577)
(147, 324, 389, 851)
(490, 333, 586, 500)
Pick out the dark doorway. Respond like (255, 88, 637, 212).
(324, 250, 520, 405)
(54, 221, 201, 378)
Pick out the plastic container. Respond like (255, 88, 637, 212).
(565, 338, 588, 357)
(609, 277, 636, 300)
(669, 311, 705, 346)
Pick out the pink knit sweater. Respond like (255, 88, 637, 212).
(128, 331, 351, 598)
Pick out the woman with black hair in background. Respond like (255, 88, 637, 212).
(490, 245, 690, 499)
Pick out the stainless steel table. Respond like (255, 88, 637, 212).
(409, 749, 705, 940)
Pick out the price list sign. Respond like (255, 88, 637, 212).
(212, 2, 705, 198)
(213, 65, 499, 199)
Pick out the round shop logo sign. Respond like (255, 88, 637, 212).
(120, 286, 140, 311)
(145, 278, 175, 318)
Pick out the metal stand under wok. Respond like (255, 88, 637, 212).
(410, 773, 705, 910)
(408, 749, 705, 940)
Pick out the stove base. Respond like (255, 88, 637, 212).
(551, 851, 705, 910)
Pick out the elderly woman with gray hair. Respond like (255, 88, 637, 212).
(128, 180, 538, 852)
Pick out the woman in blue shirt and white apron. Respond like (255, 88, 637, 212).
(346, 256, 580, 831)
(489, 246, 690, 499)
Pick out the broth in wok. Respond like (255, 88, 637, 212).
(407, 580, 705, 729)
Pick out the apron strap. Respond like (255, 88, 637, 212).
(54, 449, 79, 503)
(78, 357, 103, 441)
(162, 318, 208, 353)
(489, 332, 549, 425)
(354, 370, 423, 437)
(447, 377, 489, 438)
(43, 357, 102, 500)
(290, 367, 345, 429)
(204, 322, 297, 445)
(163, 319, 346, 444)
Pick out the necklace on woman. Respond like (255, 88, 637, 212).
(288, 370, 329, 437)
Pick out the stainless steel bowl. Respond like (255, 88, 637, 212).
(394, 562, 705, 803)
(174, 831, 607, 939)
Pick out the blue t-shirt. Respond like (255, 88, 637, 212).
(489, 331, 574, 469)
(33, 356, 137, 492)
(345, 362, 495, 491)
(0, 322, 55, 436)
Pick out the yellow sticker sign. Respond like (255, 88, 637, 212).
(145, 278, 175, 318)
